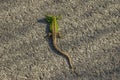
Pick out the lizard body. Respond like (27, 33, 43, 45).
(45, 15, 74, 71)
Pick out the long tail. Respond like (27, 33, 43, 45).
(53, 42, 73, 69)
(52, 38, 79, 77)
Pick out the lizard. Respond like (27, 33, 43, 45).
(45, 15, 77, 74)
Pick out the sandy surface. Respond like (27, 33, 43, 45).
(0, 0, 120, 80)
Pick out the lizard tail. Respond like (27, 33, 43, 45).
(53, 43, 73, 69)
(52, 38, 78, 75)
(54, 44, 78, 76)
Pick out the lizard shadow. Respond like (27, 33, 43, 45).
(37, 18, 75, 71)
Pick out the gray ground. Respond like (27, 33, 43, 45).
(0, 0, 120, 80)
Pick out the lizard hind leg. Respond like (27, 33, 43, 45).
(57, 32, 64, 38)
(48, 32, 52, 37)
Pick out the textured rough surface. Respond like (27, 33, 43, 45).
(0, 0, 120, 80)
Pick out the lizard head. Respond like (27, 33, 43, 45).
(45, 15, 61, 23)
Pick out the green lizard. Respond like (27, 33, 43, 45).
(45, 15, 77, 74)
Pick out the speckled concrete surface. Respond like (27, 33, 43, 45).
(0, 0, 120, 80)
